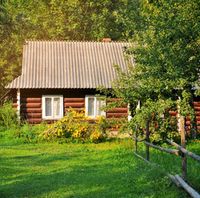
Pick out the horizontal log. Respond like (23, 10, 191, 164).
(12, 103, 17, 108)
(195, 112, 200, 116)
(167, 139, 200, 162)
(21, 103, 41, 108)
(21, 108, 42, 113)
(195, 116, 200, 120)
(27, 118, 42, 124)
(64, 103, 84, 108)
(107, 108, 128, 113)
(174, 175, 200, 198)
(26, 113, 42, 118)
(185, 117, 190, 121)
(169, 111, 177, 116)
(144, 141, 179, 156)
(21, 98, 41, 103)
(185, 121, 191, 126)
(193, 102, 200, 107)
(107, 112, 128, 118)
(194, 106, 200, 111)
(64, 98, 84, 102)
(12, 98, 17, 103)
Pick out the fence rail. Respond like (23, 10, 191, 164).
(133, 125, 200, 198)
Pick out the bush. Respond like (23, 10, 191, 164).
(0, 102, 19, 129)
(41, 109, 108, 143)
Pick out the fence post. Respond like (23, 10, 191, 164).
(135, 125, 138, 153)
(146, 120, 150, 161)
(180, 116, 187, 180)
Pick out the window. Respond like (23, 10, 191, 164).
(42, 95, 63, 119)
(85, 96, 106, 118)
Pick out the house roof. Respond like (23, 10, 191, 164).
(7, 40, 132, 89)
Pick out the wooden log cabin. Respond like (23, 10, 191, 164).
(5, 40, 200, 134)
(6, 40, 132, 124)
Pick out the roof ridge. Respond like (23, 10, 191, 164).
(25, 40, 130, 43)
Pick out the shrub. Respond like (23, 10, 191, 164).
(12, 122, 47, 143)
(90, 129, 105, 143)
(41, 109, 108, 143)
(0, 102, 19, 129)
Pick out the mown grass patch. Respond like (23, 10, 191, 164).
(0, 138, 191, 198)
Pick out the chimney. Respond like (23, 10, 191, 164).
(102, 38, 112, 42)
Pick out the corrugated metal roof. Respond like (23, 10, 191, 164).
(7, 41, 132, 89)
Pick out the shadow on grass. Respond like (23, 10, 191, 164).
(0, 142, 189, 198)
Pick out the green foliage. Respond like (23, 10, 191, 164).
(0, 0, 141, 96)
(0, 102, 18, 129)
(111, 0, 200, 139)
(41, 109, 108, 143)
(16, 122, 47, 143)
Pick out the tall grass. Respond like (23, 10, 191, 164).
(0, 102, 19, 130)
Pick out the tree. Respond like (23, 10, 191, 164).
(112, 0, 200, 139)
(0, 0, 140, 97)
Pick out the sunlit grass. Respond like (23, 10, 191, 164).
(0, 139, 192, 198)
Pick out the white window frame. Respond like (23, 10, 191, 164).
(85, 95, 106, 118)
(42, 95, 63, 120)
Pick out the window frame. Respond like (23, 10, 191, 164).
(42, 95, 64, 120)
(85, 95, 106, 118)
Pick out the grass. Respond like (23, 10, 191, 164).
(139, 140, 200, 192)
(0, 138, 195, 198)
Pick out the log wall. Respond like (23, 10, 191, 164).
(10, 89, 200, 134)
(21, 97, 42, 124)
(17, 89, 128, 124)
(106, 98, 128, 118)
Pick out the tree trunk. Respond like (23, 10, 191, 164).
(180, 116, 187, 180)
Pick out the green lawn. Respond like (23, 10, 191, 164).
(0, 139, 197, 198)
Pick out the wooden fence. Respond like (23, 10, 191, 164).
(133, 118, 200, 198)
